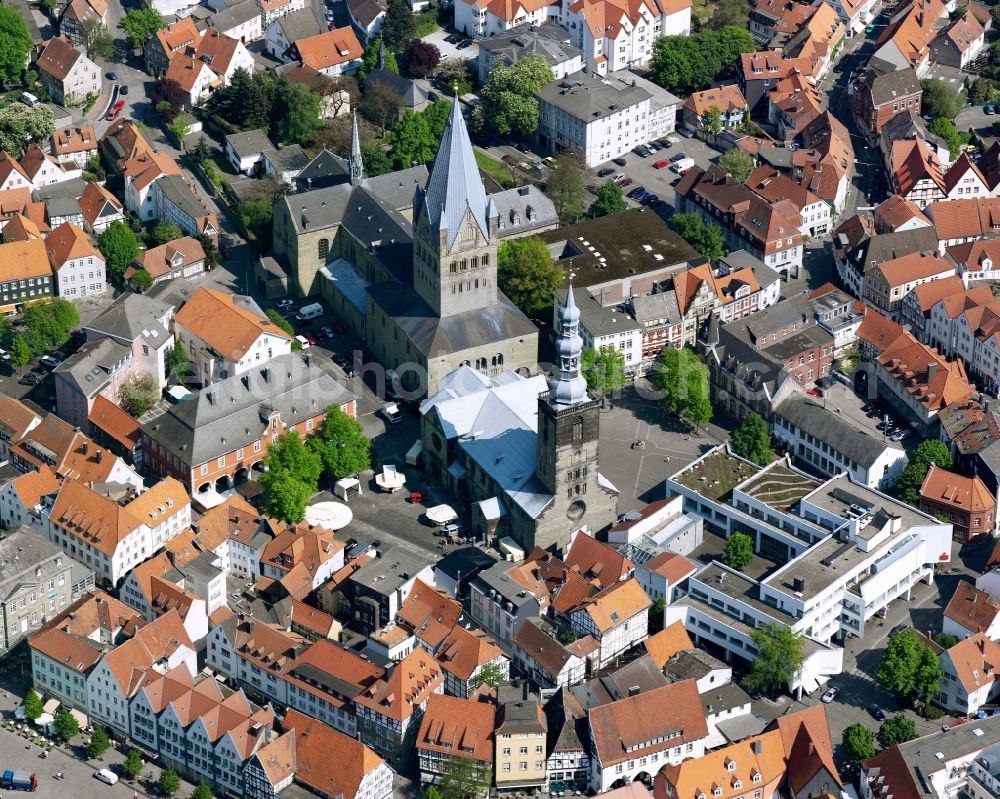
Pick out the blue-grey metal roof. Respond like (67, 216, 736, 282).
(422, 97, 489, 249)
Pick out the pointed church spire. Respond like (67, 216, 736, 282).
(422, 95, 490, 249)
(378, 41, 386, 70)
(548, 286, 588, 407)
(350, 112, 363, 186)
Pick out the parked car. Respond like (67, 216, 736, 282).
(613, 173, 627, 183)
(18, 373, 39, 386)
(106, 99, 125, 121)
(39, 355, 62, 369)
(627, 186, 646, 198)
(643, 194, 659, 205)
(654, 159, 670, 169)
(613, 157, 627, 166)
(987, 106, 996, 115)
(119, 84, 129, 95)
(669, 152, 687, 163)
(633, 145, 650, 157)
(597, 167, 615, 177)
(295, 334, 311, 350)
(320, 326, 335, 340)
(106, 71, 118, 80)
(0, 348, 8, 361)
(868, 705, 886, 721)
(619, 178, 633, 188)
(649, 140, 664, 151)
(807, 388, 823, 397)
(275, 298, 294, 310)
(821, 687, 839, 703)
(95, 769, 119, 785)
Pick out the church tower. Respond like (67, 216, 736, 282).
(412, 97, 499, 317)
(349, 112, 363, 187)
(534, 288, 616, 552)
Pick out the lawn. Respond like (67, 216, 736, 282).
(415, 6, 442, 36)
(474, 149, 515, 188)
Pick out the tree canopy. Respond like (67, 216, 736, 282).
(843, 723, 876, 765)
(78, 18, 113, 59)
(497, 236, 564, 316)
(0, 7, 32, 86)
(21, 690, 42, 721)
(439, 756, 492, 799)
(261, 431, 322, 522)
(20, 298, 78, 357)
(0, 103, 54, 157)
(650, 27, 754, 95)
(876, 629, 942, 701)
(99, 221, 141, 279)
(120, 8, 165, 50)
(581, 345, 627, 396)
(877, 716, 918, 749)
(590, 179, 628, 217)
(723, 531, 753, 570)
(921, 79, 964, 119)
(718, 149, 755, 182)
(207, 69, 276, 131)
(472, 55, 554, 136)
(668, 212, 725, 262)
(401, 39, 440, 77)
(651, 346, 712, 424)
(381, 0, 416, 49)
(744, 624, 805, 695)
(122, 749, 144, 780)
(545, 152, 587, 225)
(272, 79, 323, 145)
(159, 767, 181, 797)
(358, 37, 399, 79)
(307, 405, 371, 480)
(88, 727, 110, 759)
(53, 708, 79, 743)
(731, 412, 774, 465)
(895, 439, 953, 506)
(150, 221, 183, 246)
(388, 109, 437, 168)
(118, 372, 160, 418)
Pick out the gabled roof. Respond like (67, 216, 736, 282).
(684, 84, 747, 117)
(88, 394, 141, 451)
(152, 17, 201, 61)
(174, 287, 290, 361)
(49, 478, 144, 556)
(397, 578, 463, 651)
(45, 221, 101, 268)
(282, 708, 384, 798)
(79, 181, 122, 227)
(435, 625, 504, 682)
(354, 646, 443, 722)
(590, 680, 707, 767)
(654, 730, 786, 799)
(293, 27, 363, 71)
(892, 137, 944, 196)
(564, 532, 632, 588)
(644, 621, 694, 668)
(575, 577, 652, 634)
(513, 618, 578, 676)
(910, 275, 967, 314)
(944, 580, 1000, 635)
(0, 238, 55, 282)
(36, 37, 86, 81)
(944, 633, 1000, 692)
(878, 332, 976, 411)
(0, 396, 41, 443)
(873, 194, 932, 232)
(416, 693, 495, 763)
(9, 465, 61, 510)
(919, 463, 995, 514)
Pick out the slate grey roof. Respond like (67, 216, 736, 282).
(367, 283, 536, 357)
(699, 681, 752, 715)
(477, 22, 582, 69)
(537, 71, 651, 122)
(421, 97, 489, 248)
(154, 174, 207, 221)
(434, 547, 497, 582)
(54, 338, 131, 399)
(368, 68, 428, 108)
(630, 290, 682, 326)
(571, 653, 669, 709)
(845, 227, 940, 278)
(863, 65, 920, 106)
(140, 352, 356, 467)
(0, 525, 90, 604)
(662, 648, 727, 682)
(294, 149, 350, 192)
(205, 0, 259, 32)
(554, 288, 640, 337)
(84, 293, 173, 344)
(472, 561, 543, 608)
(348, 548, 430, 595)
(346, 0, 386, 28)
(274, 8, 325, 43)
(361, 165, 427, 210)
(489, 184, 558, 237)
(281, 176, 421, 237)
(543, 687, 589, 757)
(879, 111, 948, 154)
(225, 129, 273, 162)
(774, 395, 902, 468)
(262, 144, 310, 173)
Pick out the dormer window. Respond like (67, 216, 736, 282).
(726, 759, 736, 772)
(752, 773, 762, 784)
(733, 780, 742, 790)
(713, 788, 723, 796)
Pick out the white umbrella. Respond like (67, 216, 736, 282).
(426, 504, 457, 525)
(34, 712, 53, 727)
(305, 501, 353, 530)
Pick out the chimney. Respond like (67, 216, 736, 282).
(927, 363, 938, 382)
(752, 740, 763, 755)
(628, 685, 640, 697)
(96, 450, 102, 463)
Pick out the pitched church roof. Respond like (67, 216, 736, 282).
(422, 97, 489, 248)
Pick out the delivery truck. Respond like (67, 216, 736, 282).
(2, 770, 38, 791)
(671, 157, 695, 174)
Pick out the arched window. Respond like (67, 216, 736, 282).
(482, 254, 489, 266)
(449, 262, 457, 273)
(476, 357, 488, 371)
(471, 256, 478, 269)
(317, 239, 329, 260)
(461, 259, 468, 271)
(572, 417, 583, 442)
(461, 223, 476, 242)
(495, 353, 504, 368)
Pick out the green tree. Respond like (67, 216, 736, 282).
(20, 298, 78, 355)
(668, 212, 725, 262)
(915, 644, 943, 700)
(118, 372, 160, 418)
(239, 197, 275, 251)
(21, 689, 42, 721)
(361, 143, 393, 176)
(581, 345, 627, 396)
(928, 116, 964, 160)
(120, 8, 165, 50)
(731, 412, 774, 465)
(651, 347, 707, 417)
(381, 0, 416, 49)
(439, 755, 492, 799)
(473, 661, 506, 690)
(0, 103, 55, 157)
(53, 708, 79, 743)
(546, 151, 587, 224)
(192, 781, 213, 799)
(308, 405, 372, 480)
(99, 220, 141, 279)
(266, 309, 300, 351)
(78, 18, 113, 59)
(921, 79, 964, 119)
(472, 55, 554, 135)
(272, 80, 323, 145)
(649, 596, 667, 634)
(876, 629, 940, 699)
(895, 440, 953, 505)
(260, 467, 313, 523)
(933, 632, 959, 649)
(388, 109, 436, 168)
(686, 375, 713, 428)
(497, 236, 564, 316)
(159, 767, 181, 797)
(0, 7, 33, 86)
(360, 80, 402, 136)
(707, 0, 749, 28)
(723, 531, 754, 571)
(9, 335, 30, 372)
(837, 343, 860, 373)
(88, 726, 110, 759)
(843, 723, 876, 765)
(129, 268, 152, 292)
(650, 27, 754, 95)
(877, 716, 918, 749)
(718, 149, 755, 182)
(744, 624, 805, 695)
(208, 69, 275, 130)
(167, 341, 190, 383)
(150, 221, 183, 246)
(358, 37, 398, 80)
(424, 788, 442, 799)
(266, 430, 322, 486)
(970, 78, 999, 105)
(122, 748, 144, 780)
(590, 179, 628, 217)
(707, 105, 723, 135)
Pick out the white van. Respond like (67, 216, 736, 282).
(295, 334, 311, 350)
(296, 303, 323, 321)
(95, 769, 119, 785)
(671, 157, 695, 174)
(381, 402, 402, 424)
(19, 92, 38, 107)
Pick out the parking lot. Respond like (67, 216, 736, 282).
(422, 29, 478, 61)
(810, 380, 916, 449)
